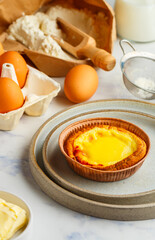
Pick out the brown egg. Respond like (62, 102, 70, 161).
(64, 64, 98, 103)
(0, 77, 24, 113)
(0, 42, 4, 55)
(0, 51, 28, 88)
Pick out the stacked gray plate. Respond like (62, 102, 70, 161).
(29, 99, 155, 220)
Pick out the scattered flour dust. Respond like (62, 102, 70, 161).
(7, 6, 95, 60)
(134, 77, 155, 98)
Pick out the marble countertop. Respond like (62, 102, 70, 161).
(1, 1, 155, 238)
(0, 39, 154, 240)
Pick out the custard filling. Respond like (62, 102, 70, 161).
(73, 127, 137, 166)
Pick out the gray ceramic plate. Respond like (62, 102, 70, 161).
(42, 109, 154, 204)
(29, 99, 155, 220)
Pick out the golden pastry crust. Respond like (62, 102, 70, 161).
(65, 124, 147, 171)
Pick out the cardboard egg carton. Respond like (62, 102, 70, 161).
(0, 66, 60, 130)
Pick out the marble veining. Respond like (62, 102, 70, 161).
(0, 154, 32, 178)
(66, 231, 104, 240)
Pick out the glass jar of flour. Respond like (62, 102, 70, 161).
(115, 0, 155, 42)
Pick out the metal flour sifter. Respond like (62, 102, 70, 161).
(120, 39, 155, 100)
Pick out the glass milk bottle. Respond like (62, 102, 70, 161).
(115, 0, 155, 42)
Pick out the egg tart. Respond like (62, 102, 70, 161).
(59, 118, 150, 181)
(65, 125, 146, 171)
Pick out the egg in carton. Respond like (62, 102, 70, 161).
(0, 63, 60, 131)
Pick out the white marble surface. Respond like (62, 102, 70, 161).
(1, 1, 155, 239)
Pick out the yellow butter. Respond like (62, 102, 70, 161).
(74, 127, 137, 166)
(0, 198, 27, 240)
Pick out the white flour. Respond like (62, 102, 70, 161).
(7, 6, 94, 60)
(135, 77, 155, 98)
